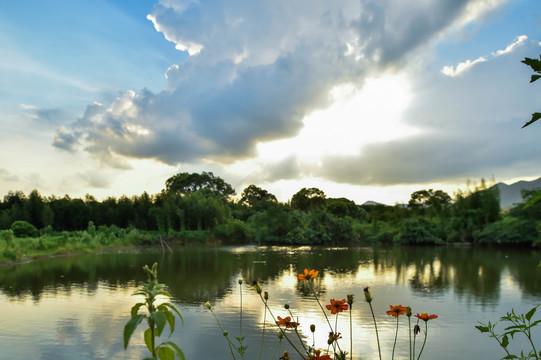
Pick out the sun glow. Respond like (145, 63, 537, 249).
(256, 74, 418, 161)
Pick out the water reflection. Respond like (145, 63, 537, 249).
(0, 246, 539, 360)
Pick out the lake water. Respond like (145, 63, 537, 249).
(0, 245, 540, 360)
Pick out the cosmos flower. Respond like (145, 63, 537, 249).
(297, 268, 319, 281)
(326, 298, 349, 314)
(386, 305, 407, 318)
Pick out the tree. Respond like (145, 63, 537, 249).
(239, 184, 277, 207)
(521, 55, 541, 128)
(165, 171, 235, 200)
(290, 187, 326, 211)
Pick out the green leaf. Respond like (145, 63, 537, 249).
(157, 346, 175, 360)
(131, 303, 145, 317)
(159, 307, 176, 336)
(152, 311, 167, 336)
(475, 325, 490, 333)
(144, 328, 153, 352)
(502, 334, 509, 348)
(123, 314, 145, 349)
(523, 191, 541, 210)
(161, 341, 186, 360)
(525, 306, 537, 321)
(522, 112, 541, 128)
(522, 57, 541, 72)
(161, 302, 184, 326)
(502, 355, 519, 359)
(157, 290, 172, 298)
(531, 74, 541, 83)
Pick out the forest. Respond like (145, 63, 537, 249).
(0, 171, 540, 261)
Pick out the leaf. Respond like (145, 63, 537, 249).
(161, 341, 186, 360)
(144, 328, 153, 352)
(123, 314, 145, 349)
(502, 355, 519, 359)
(522, 57, 541, 72)
(158, 346, 175, 360)
(531, 74, 541, 83)
(161, 302, 184, 326)
(131, 302, 145, 317)
(152, 311, 167, 336)
(502, 334, 509, 348)
(475, 325, 490, 333)
(525, 306, 537, 322)
(523, 191, 541, 210)
(522, 112, 541, 128)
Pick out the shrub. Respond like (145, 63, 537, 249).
(0, 229, 14, 247)
(11, 220, 38, 238)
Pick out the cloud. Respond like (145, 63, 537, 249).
(54, 0, 495, 169)
(442, 35, 528, 76)
(317, 39, 541, 186)
(0, 169, 20, 182)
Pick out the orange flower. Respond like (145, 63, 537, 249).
(386, 305, 407, 318)
(306, 350, 332, 360)
(276, 316, 299, 328)
(326, 299, 348, 314)
(415, 313, 438, 322)
(297, 268, 319, 281)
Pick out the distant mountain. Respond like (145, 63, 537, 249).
(494, 177, 541, 208)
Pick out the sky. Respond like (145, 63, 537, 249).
(1, 0, 540, 205)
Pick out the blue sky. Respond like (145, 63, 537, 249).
(1, 0, 540, 204)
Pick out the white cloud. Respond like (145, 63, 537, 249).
(442, 35, 528, 76)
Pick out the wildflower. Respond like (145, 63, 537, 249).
(280, 351, 290, 360)
(276, 316, 299, 328)
(306, 349, 333, 360)
(328, 331, 342, 343)
(297, 268, 319, 281)
(204, 301, 212, 310)
(326, 298, 349, 314)
(386, 305, 407, 318)
(415, 313, 438, 322)
(363, 287, 373, 303)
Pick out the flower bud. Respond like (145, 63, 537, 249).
(264, 291, 269, 301)
(223, 331, 228, 336)
(347, 294, 354, 306)
(254, 283, 262, 294)
(406, 306, 412, 317)
(414, 324, 421, 335)
(284, 304, 290, 310)
(238, 279, 243, 285)
(205, 301, 212, 310)
(363, 287, 373, 303)
(310, 324, 316, 333)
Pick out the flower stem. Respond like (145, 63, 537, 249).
(392, 316, 399, 360)
(408, 317, 412, 360)
(349, 305, 353, 360)
(368, 302, 382, 360)
(258, 301, 267, 360)
(416, 322, 428, 360)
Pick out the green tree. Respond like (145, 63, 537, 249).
(290, 187, 326, 211)
(165, 171, 235, 200)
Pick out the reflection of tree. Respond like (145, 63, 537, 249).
(1, 246, 540, 303)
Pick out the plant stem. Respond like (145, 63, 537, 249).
(210, 309, 237, 360)
(307, 281, 343, 353)
(408, 317, 412, 360)
(392, 316, 399, 360)
(416, 322, 428, 360)
(258, 302, 267, 360)
(349, 305, 353, 360)
(368, 302, 382, 360)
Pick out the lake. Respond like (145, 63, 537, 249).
(0, 245, 539, 360)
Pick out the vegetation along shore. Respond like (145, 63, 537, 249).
(1, 171, 540, 264)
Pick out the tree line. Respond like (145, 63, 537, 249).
(1, 172, 540, 246)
